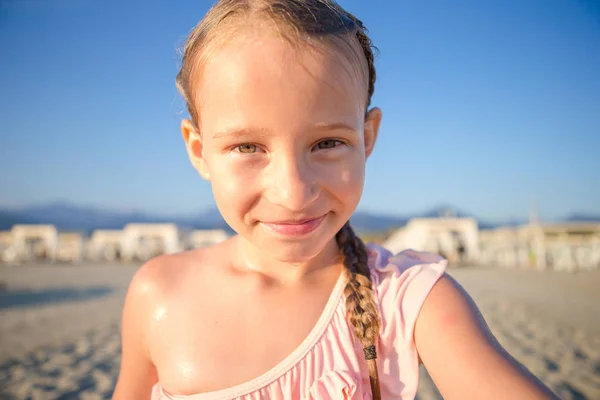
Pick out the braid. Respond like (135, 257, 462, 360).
(336, 222, 382, 400)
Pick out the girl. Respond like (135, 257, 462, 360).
(113, 1, 558, 399)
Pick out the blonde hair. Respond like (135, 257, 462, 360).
(176, 1, 381, 398)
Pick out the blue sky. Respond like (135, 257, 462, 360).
(1, 0, 599, 222)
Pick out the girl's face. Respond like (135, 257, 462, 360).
(182, 31, 381, 263)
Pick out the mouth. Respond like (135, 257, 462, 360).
(261, 214, 327, 237)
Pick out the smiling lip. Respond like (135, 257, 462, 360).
(262, 215, 326, 237)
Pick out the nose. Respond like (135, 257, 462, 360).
(265, 152, 319, 211)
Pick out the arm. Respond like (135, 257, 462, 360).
(112, 261, 161, 400)
(414, 274, 559, 400)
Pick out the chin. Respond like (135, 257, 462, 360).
(266, 239, 331, 263)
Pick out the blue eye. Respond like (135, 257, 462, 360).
(316, 139, 343, 150)
(236, 144, 257, 153)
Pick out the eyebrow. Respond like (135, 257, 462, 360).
(212, 122, 356, 139)
(212, 127, 270, 139)
(314, 122, 357, 133)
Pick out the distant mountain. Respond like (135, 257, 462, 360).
(0, 211, 35, 229)
(7, 202, 138, 230)
(0, 202, 231, 233)
(350, 205, 504, 232)
(415, 204, 473, 219)
(0, 202, 597, 234)
(564, 213, 600, 222)
(349, 212, 408, 232)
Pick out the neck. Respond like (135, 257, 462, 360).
(232, 235, 342, 285)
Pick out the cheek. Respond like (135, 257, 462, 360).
(208, 157, 260, 212)
(320, 152, 365, 203)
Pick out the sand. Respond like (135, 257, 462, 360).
(417, 267, 600, 400)
(1, 263, 599, 400)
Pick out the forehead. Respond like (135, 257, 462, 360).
(194, 32, 367, 137)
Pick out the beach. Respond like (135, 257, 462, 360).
(1, 263, 599, 399)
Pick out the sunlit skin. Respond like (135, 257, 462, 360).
(183, 32, 380, 281)
(112, 27, 558, 400)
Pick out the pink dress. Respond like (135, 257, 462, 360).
(151, 243, 447, 399)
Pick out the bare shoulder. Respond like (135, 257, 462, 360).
(128, 244, 223, 296)
(414, 273, 558, 400)
(125, 239, 234, 325)
(130, 250, 199, 293)
(414, 274, 490, 345)
(112, 247, 217, 400)
(123, 253, 187, 312)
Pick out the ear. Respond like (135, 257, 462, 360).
(181, 119, 211, 180)
(363, 107, 382, 159)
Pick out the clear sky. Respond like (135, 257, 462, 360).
(1, 0, 599, 222)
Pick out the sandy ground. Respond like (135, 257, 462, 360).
(0, 262, 599, 400)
